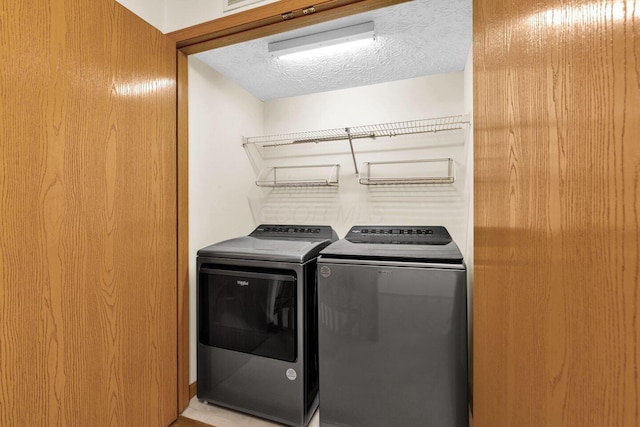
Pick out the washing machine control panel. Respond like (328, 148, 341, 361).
(346, 225, 452, 245)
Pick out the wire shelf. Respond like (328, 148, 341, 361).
(244, 115, 469, 147)
(358, 158, 455, 185)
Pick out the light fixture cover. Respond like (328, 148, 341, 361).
(268, 21, 375, 57)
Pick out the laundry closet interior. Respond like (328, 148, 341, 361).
(184, 0, 474, 422)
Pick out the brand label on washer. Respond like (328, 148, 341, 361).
(319, 266, 331, 278)
(286, 368, 297, 381)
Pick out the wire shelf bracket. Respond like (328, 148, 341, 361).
(255, 164, 340, 188)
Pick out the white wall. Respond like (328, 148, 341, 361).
(264, 74, 464, 132)
(188, 57, 264, 382)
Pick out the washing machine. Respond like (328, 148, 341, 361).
(196, 224, 338, 427)
(317, 225, 468, 427)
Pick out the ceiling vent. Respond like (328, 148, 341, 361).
(224, 0, 267, 12)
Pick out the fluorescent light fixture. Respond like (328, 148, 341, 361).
(268, 22, 375, 57)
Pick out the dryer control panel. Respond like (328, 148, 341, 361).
(251, 224, 337, 241)
(345, 225, 452, 245)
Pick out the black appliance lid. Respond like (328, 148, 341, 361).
(319, 225, 463, 263)
(197, 224, 338, 263)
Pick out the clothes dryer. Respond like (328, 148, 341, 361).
(197, 224, 338, 427)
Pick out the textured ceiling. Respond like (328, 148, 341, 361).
(194, 0, 472, 101)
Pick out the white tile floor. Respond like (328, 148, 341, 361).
(181, 397, 320, 427)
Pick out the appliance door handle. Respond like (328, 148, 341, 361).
(199, 268, 296, 283)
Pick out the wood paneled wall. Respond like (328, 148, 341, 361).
(0, 1, 177, 425)
(474, 0, 639, 425)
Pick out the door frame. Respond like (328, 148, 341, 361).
(170, 0, 410, 412)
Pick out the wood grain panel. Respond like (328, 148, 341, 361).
(0, 0, 177, 425)
(474, 0, 640, 425)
